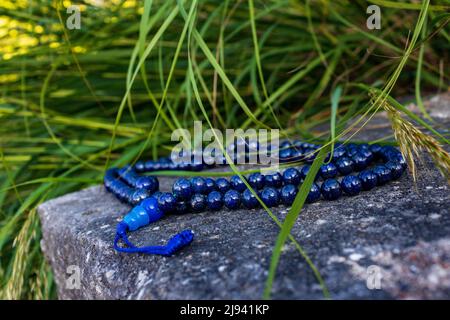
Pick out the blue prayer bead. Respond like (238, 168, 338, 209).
(216, 178, 231, 193)
(369, 143, 382, 155)
(358, 170, 378, 190)
(282, 168, 301, 185)
(248, 173, 265, 189)
(335, 157, 354, 175)
(359, 149, 374, 163)
(352, 152, 369, 171)
(123, 206, 149, 231)
(280, 140, 291, 149)
(130, 189, 150, 205)
(300, 165, 311, 180)
(260, 187, 279, 207)
(204, 178, 216, 193)
(280, 184, 298, 205)
(172, 178, 193, 200)
(319, 163, 338, 179)
(372, 165, 392, 185)
(144, 160, 156, 171)
(190, 193, 206, 212)
(134, 161, 145, 172)
(190, 177, 208, 194)
(264, 172, 283, 188)
(385, 161, 404, 180)
(158, 192, 176, 213)
(290, 148, 304, 161)
(135, 176, 159, 193)
(321, 179, 342, 200)
(174, 200, 190, 214)
(207, 191, 223, 211)
(306, 183, 321, 203)
(346, 147, 359, 158)
(332, 146, 346, 159)
(224, 189, 241, 209)
(341, 175, 362, 196)
(242, 189, 259, 209)
(230, 175, 247, 192)
(279, 147, 292, 162)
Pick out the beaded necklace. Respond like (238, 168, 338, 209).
(105, 141, 406, 256)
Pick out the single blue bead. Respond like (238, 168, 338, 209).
(290, 148, 304, 161)
(372, 165, 392, 185)
(174, 200, 190, 214)
(306, 183, 321, 203)
(332, 146, 346, 159)
(321, 179, 342, 200)
(264, 172, 283, 188)
(190, 177, 208, 194)
(280, 140, 291, 149)
(230, 175, 247, 192)
(123, 206, 149, 231)
(279, 147, 292, 162)
(335, 157, 354, 175)
(385, 161, 404, 180)
(282, 168, 301, 185)
(135, 176, 159, 193)
(358, 170, 378, 190)
(260, 187, 279, 207)
(172, 178, 193, 200)
(359, 149, 374, 163)
(300, 165, 311, 180)
(346, 146, 359, 158)
(130, 189, 150, 205)
(369, 143, 382, 155)
(144, 160, 156, 171)
(303, 149, 316, 163)
(341, 175, 362, 196)
(248, 173, 265, 189)
(242, 189, 259, 209)
(190, 193, 206, 212)
(204, 178, 216, 193)
(206, 191, 223, 211)
(216, 178, 231, 193)
(280, 184, 298, 205)
(352, 152, 369, 171)
(319, 163, 338, 179)
(134, 161, 145, 172)
(120, 186, 134, 203)
(359, 143, 370, 150)
(224, 189, 241, 209)
(158, 192, 176, 213)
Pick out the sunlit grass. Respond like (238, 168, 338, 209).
(0, 0, 449, 299)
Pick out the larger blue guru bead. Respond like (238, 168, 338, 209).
(158, 192, 176, 213)
(248, 173, 265, 189)
(190, 177, 208, 194)
(306, 183, 321, 203)
(264, 172, 283, 188)
(283, 168, 301, 185)
(358, 170, 378, 190)
(190, 193, 207, 212)
(140, 195, 159, 212)
(123, 205, 149, 231)
(280, 184, 298, 205)
(373, 165, 392, 185)
(260, 187, 279, 207)
(172, 178, 193, 200)
(321, 179, 342, 200)
(242, 189, 259, 209)
(230, 175, 247, 192)
(216, 178, 231, 193)
(335, 157, 354, 175)
(319, 163, 338, 179)
(224, 189, 241, 209)
(341, 175, 362, 196)
(207, 191, 223, 211)
(135, 176, 159, 193)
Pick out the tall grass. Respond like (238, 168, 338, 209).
(0, 0, 449, 299)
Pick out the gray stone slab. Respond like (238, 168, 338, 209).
(38, 94, 450, 300)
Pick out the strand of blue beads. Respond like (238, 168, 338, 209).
(106, 142, 407, 256)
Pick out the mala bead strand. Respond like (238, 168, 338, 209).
(109, 142, 407, 256)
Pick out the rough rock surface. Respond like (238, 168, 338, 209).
(38, 94, 450, 300)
